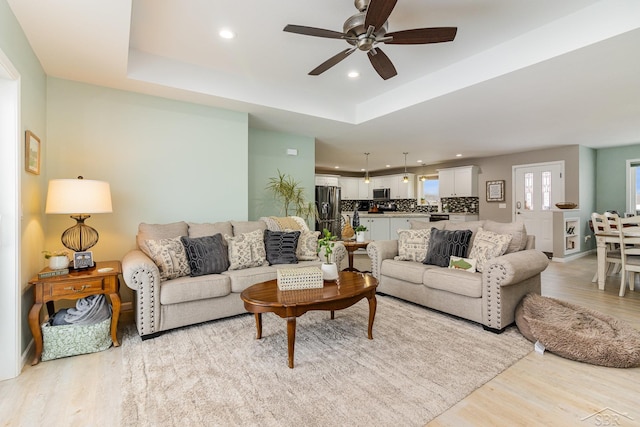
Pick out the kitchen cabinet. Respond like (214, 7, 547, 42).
(438, 166, 478, 197)
(362, 217, 391, 241)
(449, 214, 479, 223)
(339, 177, 359, 200)
(315, 174, 340, 187)
(358, 179, 371, 199)
(389, 217, 412, 240)
(391, 173, 415, 199)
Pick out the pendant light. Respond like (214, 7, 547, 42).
(402, 152, 409, 183)
(364, 152, 370, 183)
(419, 162, 427, 182)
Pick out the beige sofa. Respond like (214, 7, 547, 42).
(122, 218, 345, 339)
(367, 219, 549, 332)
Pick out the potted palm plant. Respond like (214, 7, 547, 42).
(317, 228, 338, 281)
(265, 170, 316, 221)
(354, 225, 368, 242)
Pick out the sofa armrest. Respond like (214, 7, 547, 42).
(483, 249, 549, 287)
(482, 249, 549, 330)
(122, 249, 162, 337)
(366, 240, 399, 279)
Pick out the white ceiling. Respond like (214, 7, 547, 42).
(8, 0, 640, 172)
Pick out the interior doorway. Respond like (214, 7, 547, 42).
(512, 161, 565, 253)
(0, 50, 21, 380)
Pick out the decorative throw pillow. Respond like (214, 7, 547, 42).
(264, 230, 301, 265)
(142, 236, 191, 281)
(180, 234, 229, 276)
(296, 229, 320, 261)
(448, 256, 477, 273)
(394, 229, 432, 262)
(483, 220, 528, 254)
(225, 229, 267, 271)
(468, 227, 513, 272)
(423, 228, 473, 267)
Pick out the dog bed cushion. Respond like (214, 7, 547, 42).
(515, 293, 640, 368)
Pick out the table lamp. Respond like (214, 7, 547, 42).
(45, 177, 113, 252)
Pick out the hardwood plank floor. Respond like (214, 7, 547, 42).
(1, 254, 638, 427)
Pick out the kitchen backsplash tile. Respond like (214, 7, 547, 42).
(339, 197, 479, 214)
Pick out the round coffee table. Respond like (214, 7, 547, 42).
(240, 271, 378, 368)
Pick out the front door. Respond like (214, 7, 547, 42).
(513, 162, 565, 253)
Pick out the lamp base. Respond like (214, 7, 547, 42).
(61, 215, 99, 252)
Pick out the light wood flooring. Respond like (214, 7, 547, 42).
(1, 254, 638, 427)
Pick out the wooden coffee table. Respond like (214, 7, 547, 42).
(240, 271, 378, 368)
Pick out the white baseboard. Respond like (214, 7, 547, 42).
(551, 250, 592, 263)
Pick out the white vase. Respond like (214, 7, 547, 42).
(49, 256, 68, 270)
(321, 263, 339, 282)
(356, 231, 365, 242)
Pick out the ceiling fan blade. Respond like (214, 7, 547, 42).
(385, 27, 458, 45)
(364, 0, 398, 31)
(309, 48, 356, 76)
(283, 24, 345, 39)
(367, 48, 397, 80)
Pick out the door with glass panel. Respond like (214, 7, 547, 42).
(513, 162, 564, 253)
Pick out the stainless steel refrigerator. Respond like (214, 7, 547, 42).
(315, 185, 341, 239)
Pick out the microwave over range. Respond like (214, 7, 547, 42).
(372, 188, 391, 200)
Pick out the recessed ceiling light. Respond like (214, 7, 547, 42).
(360, 168, 365, 171)
(348, 71, 360, 78)
(417, 160, 423, 163)
(456, 154, 462, 157)
(219, 29, 235, 39)
(386, 164, 391, 168)
(334, 166, 340, 169)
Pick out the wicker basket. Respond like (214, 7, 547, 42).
(277, 287, 325, 303)
(277, 267, 323, 290)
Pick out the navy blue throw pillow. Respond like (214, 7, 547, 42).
(423, 228, 473, 267)
(264, 230, 301, 265)
(180, 233, 229, 276)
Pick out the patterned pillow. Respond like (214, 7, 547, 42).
(423, 228, 473, 267)
(468, 227, 513, 272)
(394, 229, 432, 262)
(142, 237, 191, 281)
(448, 256, 477, 273)
(180, 234, 229, 276)
(296, 229, 320, 260)
(264, 230, 301, 265)
(225, 229, 267, 270)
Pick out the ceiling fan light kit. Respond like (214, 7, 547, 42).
(283, 0, 457, 80)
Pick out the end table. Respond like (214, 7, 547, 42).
(28, 260, 122, 365)
(341, 240, 370, 272)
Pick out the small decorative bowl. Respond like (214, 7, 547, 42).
(555, 202, 578, 209)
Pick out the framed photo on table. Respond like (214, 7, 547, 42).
(486, 180, 505, 202)
(25, 130, 41, 175)
(73, 251, 94, 269)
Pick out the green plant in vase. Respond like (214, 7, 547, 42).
(354, 225, 368, 242)
(317, 228, 339, 281)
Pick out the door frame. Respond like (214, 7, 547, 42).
(0, 48, 21, 380)
(626, 159, 640, 215)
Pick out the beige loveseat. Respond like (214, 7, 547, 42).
(367, 219, 549, 333)
(122, 218, 345, 339)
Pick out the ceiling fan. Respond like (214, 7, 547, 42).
(283, 0, 457, 80)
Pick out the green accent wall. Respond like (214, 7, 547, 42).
(579, 146, 597, 251)
(596, 144, 640, 214)
(248, 129, 315, 222)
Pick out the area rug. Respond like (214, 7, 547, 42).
(120, 295, 531, 426)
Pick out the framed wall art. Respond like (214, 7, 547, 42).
(25, 130, 41, 175)
(486, 180, 505, 202)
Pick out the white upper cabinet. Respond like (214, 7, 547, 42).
(339, 177, 359, 200)
(438, 166, 478, 197)
(315, 174, 340, 187)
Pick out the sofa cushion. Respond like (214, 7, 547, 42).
(264, 230, 300, 265)
(231, 220, 267, 236)
(160, 274, 231, 305)
(394, 228, 432, 262)
(483, 220, 528, 253)
(296, 229, 321, 261)
(423, 228, 473, 267)
(423, 268, 482, 298)
(444, 220, 485, 250)
(142, 236, 191, 281)
(225, 229, 267, 270)
(137, 221, 188, 253)
(180, 234, 229, 276)
(187, 221, 233, 239)
(381, 259, 437, 284)
(224, 265, 277, 293)
(468, 227, 513, 272)
(260, 216, 308, 231)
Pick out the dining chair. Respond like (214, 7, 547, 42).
(615, 215, 640, 296)
(591, 212, 622, 282)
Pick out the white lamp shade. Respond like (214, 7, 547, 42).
(45, 179, 113, 214)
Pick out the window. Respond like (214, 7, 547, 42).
(627, 160, 640, 215)
(417, 174, 439, 206)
